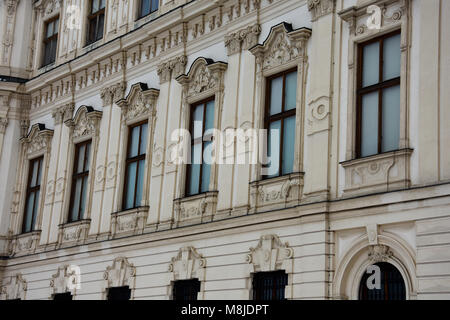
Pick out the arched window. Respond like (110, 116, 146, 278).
(359, 262, 406, 300)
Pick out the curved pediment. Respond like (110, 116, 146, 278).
(116, 82, 160, 124)
(21, 123, 54, 156)
(65, 106, 103, 140)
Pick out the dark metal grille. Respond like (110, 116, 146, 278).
(173, 279, 201, 301)
(359, 262, 406, 300)
(252, 271, 288, 300)
(53, 292, 73, 301)
(107, 286, 131, 301)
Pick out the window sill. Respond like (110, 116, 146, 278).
(111, 206, 149, 238)
(249, 172, 304, 212)
(174, 191, 219, 227)
(340, 148, 413, 196)
(8, 230, 42, 257)
(57, 219, 91, 247)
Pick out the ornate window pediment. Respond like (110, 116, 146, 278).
(176, 57, 227, 103)
(35, 0, 62, 19)
(50, 265, 81, 295)
(0, 273, 27, 300)
(249, 23, 311, 74)
(116, 82, 160, 125)
(168, 246, 206, 281)
(21, 123, 54, 157)
(64, 106, 102, 142)
(246, 234, 294, 273)
(103, 257, 136, 289)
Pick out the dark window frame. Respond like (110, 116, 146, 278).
(42, 16, 59, 67)
(22, 157, 44, 233)
(263, 67, 298, 178)
(252, 270, 288, 301)
(122, 121, 148, 210)
(107, 286, 131, 301)
(138, 0, 159, 19)
(356, 30, 401, 158)
(86, 0, 106, 45)
(68, 140, 92, 222)
(185, 97, 215, 197)
(173, 279, 201, 301)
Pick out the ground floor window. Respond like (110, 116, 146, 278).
(107, 286, 131, 300)
(173, 279, 201, 301)
(53, 292, 73, 300)
(359, 262, 406, 300)
(252, 271, 288, 300)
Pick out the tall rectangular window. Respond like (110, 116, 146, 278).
(186, 99, 215, 196)
(123, 122, 148, 210)
(42, 17, 59, 67)
(265, 69, 297, 178)
(173, 279, 200, 301)
(252, 271, 288, 300)
(22, 157, 43, 233)
(139, 0, 159, 19)
(87, 0, 105, 45)
(357, 31, 401, 158)
(69, 140, 91, 222)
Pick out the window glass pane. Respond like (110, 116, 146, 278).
(201, 141, 211, 193)
(24, 193, 35, 232)
(204, 101, 215, 131)
(71, 178, 82, 221)
(383, 34, 401, 81)
(282, 116, 295, 175)
(54, 19, 59, 35)
(85, 142, 91, 171)
(285, 72, 297, 111)
(151, 0, 159, 12)
(36, 159, 42, 186)
(124, 162, 137, 209)
(193, 105, 204, 139)
(100, 0, 106, 9)
(92, 0, 99, 13)
(270, 77, 283, 115)
(267, 121, 281, 177)
(141, 0, 150, 16)
(32, 190, 40, 228)
(361, 91, 379, 157)
(129, 126, 140, 158)
(139, 123, 148, 156)
(31, 160, 39, 187)
(135, 160, 145, 207)
(88, 19, 96, 43)
(47, 22, 53, 38)
(97, 14, 105, 41)
(188, 165, 200, 196)
(79, 176, 89, 219)
(382, 85, 400, 152)
(77, 144, 86, 173)
(362, 41, 380, 87)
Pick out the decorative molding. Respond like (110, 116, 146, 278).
(0, 117, 8, 134)
(57, 220, 91, 247)
(249, 23, 311, 74)
(168, 246, 206, 281)
(368, 245, 394, 263)
(1, 0, 20, 66)
(65, 106, 103, 141)
(116, 83, 159, 124)
(52, 103, 75, 125)
(224, 24, 261, 55)
(307, 95, 331, 135)
(50, 265, 80, 294)
(307, 0, 335, 21)
(0, 273, 27, 301)
(7, 231, 41, 257)
(174, 192, 218, 227)
(100, 82, 127, 106)
(157, 55, 187, 84)
(103, 257, 136, 289)
(246, 234, 293, 272)
(110, 207, 148, 238)
(21, 123, 53, 157)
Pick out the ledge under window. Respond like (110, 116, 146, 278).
(340, 148, 413, 196)
(8, 230, 42, 257)
(57, 219, 91, 247)
(111, 206, 149, 238)
(250, 172, 304, 212)
(174, 191, 219, 227)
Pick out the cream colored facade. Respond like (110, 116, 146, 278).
(0, 0, 449, 300)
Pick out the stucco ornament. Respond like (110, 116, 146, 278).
(168, 246, 206, 281)
(103, 257, 136, 288)
(246, 234, 293, 272)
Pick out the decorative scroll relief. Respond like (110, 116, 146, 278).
(7, 231, 41, 257)
(65, 106, 102, 141)
(176, 58, 228, 101)
(249, 23, 311, 73)
(368, 245, 394, 264)
(21, 124, 54, 156)
(110, 207, 148, 238)
(0, 117, 8, 134)
(0, 273, 27, 300)
(103, 257, 136, 288)
(52, 103, 75, 125)
(246, 235, 293, 272)
(157, 55, 187, 84)
(2, 0, 20, 65)
(341, 149, 412, 196)
(174, 192, 218, 225)
(168, 246, 206, 281)
(250, 172, 304, 211)
(100, 82, 126, 106)
(57, 220, 91, 246)
(307, 96, 331, 135)
(116, 83, 160, 124)
(307, 0, 335, 21)
(224, 24, 261, 56)
(50, 265, 80, 294)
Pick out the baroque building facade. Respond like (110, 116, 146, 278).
(0, 0, 449, 300)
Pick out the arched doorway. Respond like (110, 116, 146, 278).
(359, 262, 406, 300)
